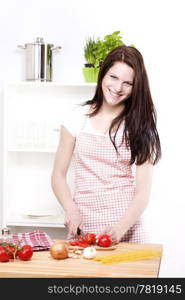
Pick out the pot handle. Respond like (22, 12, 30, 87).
(17, 45, 26, 50)
(51, 46, 62, 51)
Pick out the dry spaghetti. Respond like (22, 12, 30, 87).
(93, 249, 162, 264)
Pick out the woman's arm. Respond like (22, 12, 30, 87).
(103, 161, 153, 243)
(51, 126, 83, 236)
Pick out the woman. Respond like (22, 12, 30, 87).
(51, 45, 161, 243)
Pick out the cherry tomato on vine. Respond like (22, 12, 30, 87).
(3, 244, 16, 259)
(0, 246, 10, 262)
(17, 245, 33, 261)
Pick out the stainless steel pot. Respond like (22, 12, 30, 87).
(18, 37, 62, 81)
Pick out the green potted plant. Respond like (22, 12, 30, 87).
(83, 37, 100, 82)
(83, 31, 125, 83)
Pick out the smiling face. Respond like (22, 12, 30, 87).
(102, 61, 134, 107)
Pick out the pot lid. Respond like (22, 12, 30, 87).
(24, 37, 54, 46)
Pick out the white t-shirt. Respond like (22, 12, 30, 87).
(62, 103, 124, 138)
(61, 103, 89, 137)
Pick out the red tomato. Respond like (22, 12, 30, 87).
(77, 241, 90, 248)
(0, 246, 10, 262)
(17, 245, 33, 261)
(69, 241, 80, 246)
(84, 233, 96, 244)
(69, 240, 90, 248)
(79, 236, 86, 242)
(97, 234, 112, 247)
(3, 243, 16, 259)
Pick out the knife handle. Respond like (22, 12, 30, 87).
(77, 227, 81, 235)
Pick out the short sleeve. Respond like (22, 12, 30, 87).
(61, 104, 88, 137)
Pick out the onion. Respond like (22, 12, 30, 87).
(50, 241, 68, 260)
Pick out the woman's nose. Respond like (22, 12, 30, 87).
(115, 82, 123, 93)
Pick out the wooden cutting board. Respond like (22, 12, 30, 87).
(69, 245, 117, 250)
(0, 242, 163, 278)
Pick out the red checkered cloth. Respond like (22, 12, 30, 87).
(12, 230, 53, 251)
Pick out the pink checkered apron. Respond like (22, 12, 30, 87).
(73, 118, 148, 243)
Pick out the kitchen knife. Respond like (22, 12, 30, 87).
(76, 227, 81, 236)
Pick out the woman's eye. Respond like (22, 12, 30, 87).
(123, 82, 133, 87)
(110, 75, 117, 79)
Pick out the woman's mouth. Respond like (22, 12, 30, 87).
(109, 89, 123, 101)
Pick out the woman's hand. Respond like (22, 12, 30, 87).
(64, 206, 83, 238)
(102, 223, 124, 244)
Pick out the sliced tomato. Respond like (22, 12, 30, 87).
(77, 241, 90, 248)
(79, 236, 86, 242)
(84, 233, 96, 244)
(69, 241, 80, 246)
(69, 240, 90, 248)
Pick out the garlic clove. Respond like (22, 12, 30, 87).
(83, 246, 97, 259)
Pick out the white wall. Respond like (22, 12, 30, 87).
(0, 0, 185, 277)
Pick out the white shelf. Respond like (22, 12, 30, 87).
(2, 81, 96, 229)
(7, 222, 65, 228)
(6, 213, 65, 228)
(4, 81, 97, 87)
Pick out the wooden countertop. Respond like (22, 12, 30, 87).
(0, 242, 162, 278)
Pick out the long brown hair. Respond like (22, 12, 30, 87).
(83, 45, 161, 165)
